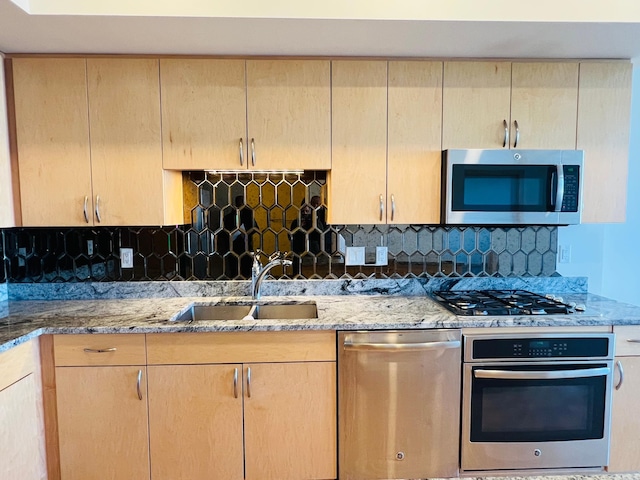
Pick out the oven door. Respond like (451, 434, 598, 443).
(461, 361, 613, 472)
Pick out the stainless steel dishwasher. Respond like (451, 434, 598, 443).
(338, 329, 462, 480)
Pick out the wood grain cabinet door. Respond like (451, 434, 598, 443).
(55, 366, 150, 480)
(244, 362, 337, 480)
(147, 364, 245, 480)
(12, 57, 93, 226)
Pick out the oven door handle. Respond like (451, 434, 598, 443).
(344, 340, 461, 351)
(474, 367, 611, 380)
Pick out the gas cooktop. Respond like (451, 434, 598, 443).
(432, 290, 585, 316)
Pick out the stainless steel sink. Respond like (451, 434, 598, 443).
(171, 302, 318, 322)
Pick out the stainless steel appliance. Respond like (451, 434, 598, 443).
(462, 332, 615, 472)
(432, 289, 585, 316)
(338, 330, 461, 480)
(442, 149, 584, 225)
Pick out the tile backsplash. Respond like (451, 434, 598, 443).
(0, 172, 558, 282)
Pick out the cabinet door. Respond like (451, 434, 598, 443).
(0, 374, 47, 480)
(442, 61, 511, 149)
(161, 59, 247, 170)
(56, 366, 150, 480)
(510, 62, 579, 149)
(329, 60, 387, 224)
(387, 60, 443, 224)
(87, 58, 183, 226)
(246, 60, 331, 170)
(12, 58, 93, 226)
(609, 356, 640, 472)
(0, 57, 16, 227)
(147, 364, 244, 480)
(577, 62, 632, 223)
(244, 362, 337, 480)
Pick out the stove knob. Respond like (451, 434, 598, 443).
(545, 294, 555, 300)
(555, 296, 564, 303)
(575, 304, 586, 312)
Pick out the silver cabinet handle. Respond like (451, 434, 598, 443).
(250, 138, 256, 167)
(233, 367, 239, 398)
(246, 366, 251, 398)
(626, 339, 640, 343)
(83, 347, 117, 353)
(239, 138, 244, 166)
(513, 120, 520, 148)
(379, 194, 384, 221)
(616, 360, 624, 390)
(83, 196, 89, 223)
(95, 195, 102, 223)
(390, 194, 395, 222)
(503, 119, 509, 148)
(474, 367, 610, 380)
(344, 340, 461, 351)
(136, 369, 143, 400)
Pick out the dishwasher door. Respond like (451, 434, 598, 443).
(338, 329, 462, 480)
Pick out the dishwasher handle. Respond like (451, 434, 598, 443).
(474, 366, 611, 380)
(343, 339, 461, 352)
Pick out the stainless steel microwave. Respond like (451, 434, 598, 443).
(442, 149, 584, 225)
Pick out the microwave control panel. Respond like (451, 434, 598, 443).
(561, 165, 580, 212)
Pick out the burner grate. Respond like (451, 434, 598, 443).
(432, 290, 577, 316)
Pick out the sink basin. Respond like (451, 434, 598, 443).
(171, 302, 318, 322)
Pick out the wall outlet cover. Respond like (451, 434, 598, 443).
(375, 246, 388, 266)
(345, 247, 365, 266)
(87, 240, 94, 256)
(120, 248, 134, 269)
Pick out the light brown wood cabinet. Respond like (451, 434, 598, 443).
(608, 326, 640, 472)
(161, 59, 331, 171)
(146, 331, 337, 480)
(329, 60, 443, 225)
(0, 56, 17, 227)
(442, 61, 579, 150)
(11, 57, 184, 227)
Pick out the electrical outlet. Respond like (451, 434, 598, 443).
(559, 244, 572, 264)
(345, 247, 365, 266)
(18, 247, 26, 267)
(87, 240, 94, 256)
(375, 246, 388, 266)
(120, 248, 134, 269)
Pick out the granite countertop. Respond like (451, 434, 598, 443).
(2, 283, 640, 353)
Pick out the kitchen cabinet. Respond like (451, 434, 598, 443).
(0, 340, 47, 480)
(146, 331, 337, 480)
(577, 61, 632, 223)
(0, 56, 17, 227)
(161, 59, 331, 171)
(329, 60, 442, 225)
(608, 326, 640, 472)
(53, 334, 150, 480)
(442, 61, 579, 150)
(11, 57, 184, 227)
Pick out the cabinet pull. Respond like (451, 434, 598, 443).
(379, 194, 384, 221)
(246, 366, 252, 398)
(233, 367, 239, 398)
(503, 119, 509, 148)
(616, 360, 624, 390)
(513, 120, 520, 148)
(83, 347, 117, 353)
(83, 196, 89, 223)
(95, 195, 102, 223)
(136, 369, 143, 400)
(626, 339, 640, 343)
(250, 138, 256, 167)
(239, 138, 244, 166)
(390, 194, 396, 222)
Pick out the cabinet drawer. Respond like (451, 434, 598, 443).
(54, 334, 146, 366)
(147, 331, 336, 365)
(614, 326, 640, 357)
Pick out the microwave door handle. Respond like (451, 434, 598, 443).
(474, 367, 611, 380)
(553, 164, 565, 212)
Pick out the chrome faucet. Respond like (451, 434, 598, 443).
(251, 250, 292, 300)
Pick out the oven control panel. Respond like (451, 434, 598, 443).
(471, 336, 611, 360)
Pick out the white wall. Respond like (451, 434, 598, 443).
(558, 65, 640, 305)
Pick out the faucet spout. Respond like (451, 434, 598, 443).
(251, 251, 292, 300)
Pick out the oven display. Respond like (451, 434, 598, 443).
(473, 337, 610, 359)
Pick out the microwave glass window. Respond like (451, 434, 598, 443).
(452, 165, 555, 212)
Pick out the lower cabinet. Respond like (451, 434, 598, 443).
(609, 326, 640, 472)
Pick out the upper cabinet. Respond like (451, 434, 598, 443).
(11, 57, 184, 227)
(442, 61, 579, 150)
(0, 57, 17, 227)
(577, 62, 632, 223)
(329, 60, 443, 225)
(161, 59, 331, 171)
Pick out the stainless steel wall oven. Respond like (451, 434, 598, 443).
(462, 332, 615, 473)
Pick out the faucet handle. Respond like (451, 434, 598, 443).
(269, 251, 289, 262)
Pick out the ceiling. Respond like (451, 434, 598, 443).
(1, 0, 640, 60)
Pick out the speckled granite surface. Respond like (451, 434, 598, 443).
(0, 277, 639, 353)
